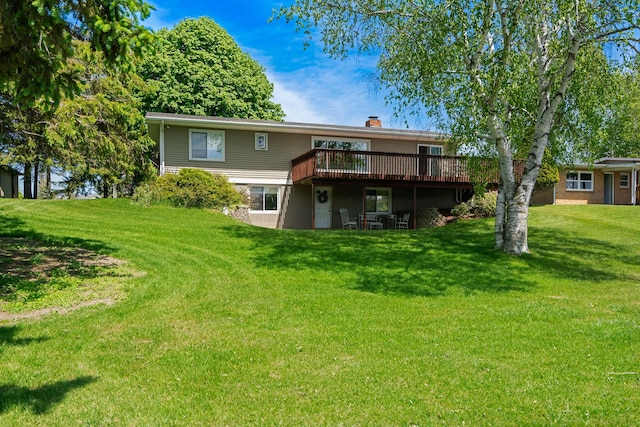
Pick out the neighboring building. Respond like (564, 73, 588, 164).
(0, 166, 19, 198)
(531, 158, 640, 205)
(146, 113, 511, 229)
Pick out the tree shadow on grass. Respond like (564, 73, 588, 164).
(224, 219, 639, 297)
(0, 206, 121, 308)
(525, 225, 639, 283)
(0, 325, 49, 352)
(0, 376, 98, 414)
(0, 207, 113, 255)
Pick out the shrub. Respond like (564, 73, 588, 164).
(451, 201, 472, 217)
(452, 191, 497, 218)
(132, 169, 245, 209)
(473, 191, 497, 217)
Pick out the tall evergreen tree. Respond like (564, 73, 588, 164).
(0, 0, 153, 107)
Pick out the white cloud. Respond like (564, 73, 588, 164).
(143, 5, 176, 30)
(268, 60, 399, 127)
(268, 72, 330, 124)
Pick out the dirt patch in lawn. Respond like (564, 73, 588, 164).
(0, 237, 140, 322)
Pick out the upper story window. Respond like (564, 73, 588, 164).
(255, 133, 268, 150)
(189, 129, 225, 161)
(620, 173, 630, 188)
(312, 137, 369, 172)
(312, 137, 369, 151)
(566, 171, 593, 191)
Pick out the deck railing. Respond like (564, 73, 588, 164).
(292, 149, 523, 185)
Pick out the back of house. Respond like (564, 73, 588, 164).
(146, 113, 505, 229)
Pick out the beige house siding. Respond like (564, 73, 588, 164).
(372, 138, 447, 154)
(162, 125, 441, 178)
(148, 113, 461, 229)
(163, 127, 304, 182)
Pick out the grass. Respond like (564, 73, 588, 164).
(0, 198, 638, 425)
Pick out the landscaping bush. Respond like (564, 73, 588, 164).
(452, 191, 497, 218)
(132, 169, 245, 209)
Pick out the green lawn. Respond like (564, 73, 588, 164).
(0, 199, 638, 426)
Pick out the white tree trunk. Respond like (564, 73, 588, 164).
(494, 183, 506, 250)
(502, 178, 536, 255)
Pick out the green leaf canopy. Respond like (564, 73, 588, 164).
(0, 0, 153, 107)
(140, 17, 285, 121)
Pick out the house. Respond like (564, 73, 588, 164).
(0, 166, 19, 198)
(532, 158, 640, 205)
(145, 112, 513, 229)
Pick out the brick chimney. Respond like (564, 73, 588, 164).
(365, 116, 381, 127)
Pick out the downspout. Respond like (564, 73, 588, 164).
(632, 168, 637, 206)
(159, 120, 166, 176)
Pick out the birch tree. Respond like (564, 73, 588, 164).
(278, 0, 640, 254)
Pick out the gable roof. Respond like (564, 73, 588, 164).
(145, 112, 444, 142)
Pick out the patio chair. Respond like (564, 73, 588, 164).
(339, 208, 358, 229)
(396, 213, 410, 229)
(360, 213, 384, 230)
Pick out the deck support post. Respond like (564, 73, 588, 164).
(362, 185, 367, 230)
(413, 187, 417, 229)
(311, 183, 316, 230)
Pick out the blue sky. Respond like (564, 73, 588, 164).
(144, 0, 409, 128)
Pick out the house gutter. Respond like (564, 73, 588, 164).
(145, 112, 443, 142)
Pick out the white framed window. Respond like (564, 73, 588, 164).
(418, 144, 443, 156)
(620, 173, 630, 188)
(312, 136, 369, 151)
(250, 186, 279, 212)
(255, 133, 268, 150)
(566, 171, 593, 191)
(189, 129, 225, 161)
(312, 136, 370, 172)
(366, 187, 392, 214)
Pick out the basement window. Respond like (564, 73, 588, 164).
(250, 186, 279, 212)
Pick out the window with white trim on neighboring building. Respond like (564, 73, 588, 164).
(620, 173, 630, 188)
(189, 129, 224, 161)
(566, 171, 593, 191)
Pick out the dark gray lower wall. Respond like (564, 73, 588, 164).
(284, 183, 461, 229)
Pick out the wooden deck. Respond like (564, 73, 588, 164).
(292, 149, 523, 186)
